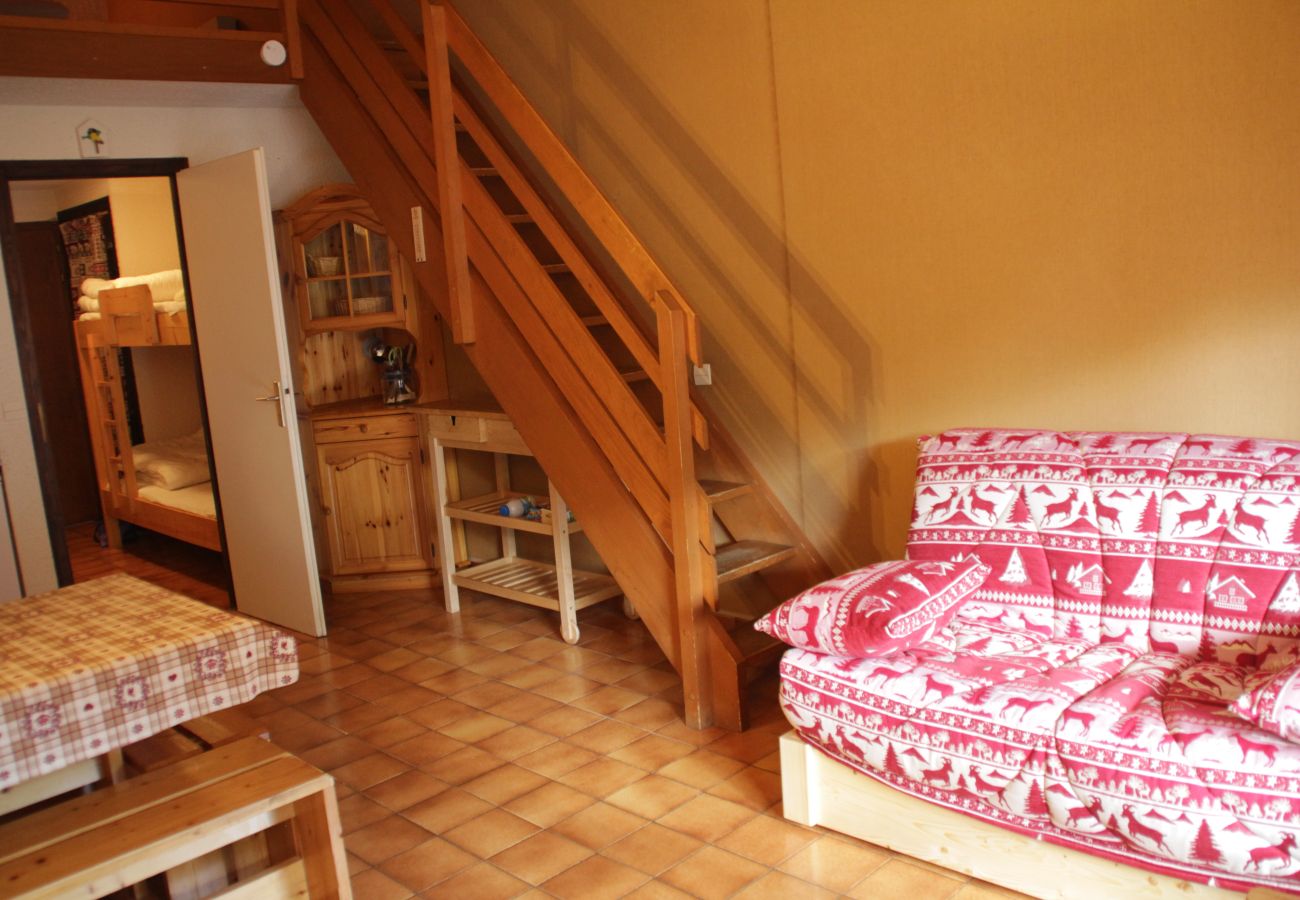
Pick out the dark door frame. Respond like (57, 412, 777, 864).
(0, 158, 192, 586)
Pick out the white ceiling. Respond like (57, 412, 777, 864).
(0, 77, 304, 108)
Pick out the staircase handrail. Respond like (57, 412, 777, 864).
(367, 0, 707, 447)
(439, 1, 702, 367)
(313, 0, 681, 542)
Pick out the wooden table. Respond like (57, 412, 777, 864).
(0, 573, 299, 812)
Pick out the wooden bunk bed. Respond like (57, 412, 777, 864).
(74, 284, 222, 552)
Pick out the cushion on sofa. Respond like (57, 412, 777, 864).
(1232, 659, 1300, 741)
(756, 557, 990, 658)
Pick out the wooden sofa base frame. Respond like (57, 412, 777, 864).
(778, 731, 1255, 900)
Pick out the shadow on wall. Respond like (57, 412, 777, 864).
(471, 0, 889, 566)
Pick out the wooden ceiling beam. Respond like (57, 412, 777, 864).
(0, 15, 293, 82)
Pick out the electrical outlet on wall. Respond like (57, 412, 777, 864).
(693, 364, 712, 386)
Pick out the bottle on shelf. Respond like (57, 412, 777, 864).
(499, 496, 537, 517)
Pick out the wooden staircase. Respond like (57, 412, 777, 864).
(0, 0, 829, 730)
(297, 0, 832, 729)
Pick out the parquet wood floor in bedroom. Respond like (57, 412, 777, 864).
(67, 527, 1027, 899)
(66, 521, 230, 608)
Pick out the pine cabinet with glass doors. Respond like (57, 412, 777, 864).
(289, 188, 406, 333)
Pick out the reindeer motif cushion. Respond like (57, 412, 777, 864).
(755, 556, 991, 658)
(1231, 659, 1300, 741)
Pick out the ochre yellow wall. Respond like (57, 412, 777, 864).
(108, 177, 181, 276)
(455, 0, 1300, 570)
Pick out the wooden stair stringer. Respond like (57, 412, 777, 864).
(297, 29, 681, 672)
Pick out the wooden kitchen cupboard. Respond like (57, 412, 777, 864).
(275, 184, 446, 592)
(311, 405, 434, 590)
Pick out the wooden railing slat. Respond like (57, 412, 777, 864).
(423, 0, 474, 343)
(282, 0, 302, 79)
(459, 168, 674, 530)
(441, 2, 702, 365)
(368, 0, 424, 64)
(152, 0, 277, 8)
(450, 95, 663, 392)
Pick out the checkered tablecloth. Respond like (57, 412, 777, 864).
(0, 573, 299, 788)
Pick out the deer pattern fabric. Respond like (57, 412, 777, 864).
(780, 429, 1300, 892)
(755, 557, 991, 657)
(1233, 659, 1300, 743)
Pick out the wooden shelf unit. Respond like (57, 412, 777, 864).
(420, 401, 623, 644)
(444, 490, 585, 536)
(455, 557, 619, 613)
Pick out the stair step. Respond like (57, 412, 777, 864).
(620, 368, 650, 384)
(581, 315, 609, 328)
(734, 627, 785, 667)
(715, 540, 797, 585)
(469, 166, 498, 176)
(699, 479, 753, 504)
(505, 213, 533, 224)
(713, 595, 767, 623)
(541, 263, 570, 274)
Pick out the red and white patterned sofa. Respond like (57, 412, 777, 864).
(775, 429, 1300, 897)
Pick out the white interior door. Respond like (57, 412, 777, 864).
(177, 149, 326, 637)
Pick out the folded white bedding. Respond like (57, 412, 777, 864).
(77, 296, 187, 318)
(81, 269, 184, 304)
(133, 430, 210, 490)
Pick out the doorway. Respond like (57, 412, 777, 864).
(0, 158, 231, 603)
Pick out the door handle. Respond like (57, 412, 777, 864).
(256, 380, 285, 428)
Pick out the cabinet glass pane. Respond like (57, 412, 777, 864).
(349, 276, 393, 316)
(307, 278, 347, 319)
(304, 223, 344, 277)
(345, 223, 388, 275)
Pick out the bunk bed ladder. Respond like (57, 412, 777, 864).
(80, 337, 137, 539)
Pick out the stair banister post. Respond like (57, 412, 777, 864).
(656, 289, 713, 728)
(280, 0, 302, 78)
(423, 0, 475, 344)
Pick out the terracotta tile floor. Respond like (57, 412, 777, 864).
(66, 530, 1027, 898)
(240, 588, 1030, 899)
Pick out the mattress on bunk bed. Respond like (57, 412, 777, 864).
(136, 482, 216, 519)
(77, 302, 186, 320)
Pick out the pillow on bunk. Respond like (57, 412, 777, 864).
(754, 556, 991, 658)
(134, 431, 210, 491)
(80, 277, 115, 299)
